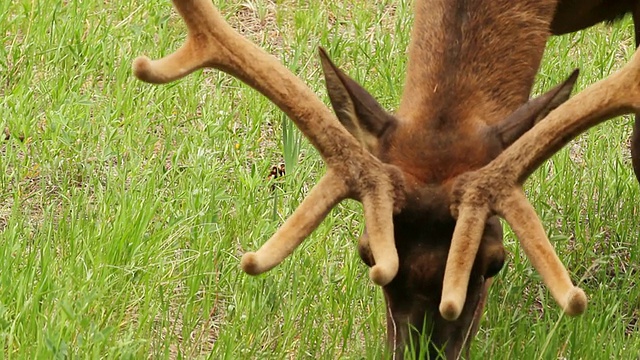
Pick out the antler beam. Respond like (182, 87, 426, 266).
(132, 0, 404, 285)
(440, 48, 640, 320)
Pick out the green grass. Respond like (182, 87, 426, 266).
(1, 0, 640, 358)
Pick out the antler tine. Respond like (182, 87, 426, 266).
(441, 48, 640, 321)
(241, 171, 349, 275)
(134, 0, 350, 161)
(439, 203, 490, 320)
(361, 182, 401, 284)
(498, 188, 587, 315)
(133, 0, 402, 286)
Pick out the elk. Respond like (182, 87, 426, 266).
(133, 0, 640, 358)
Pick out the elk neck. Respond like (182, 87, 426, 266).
(384, 0, 558, 185)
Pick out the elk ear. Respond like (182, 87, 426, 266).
(319, 47, 396, 150)
(494, 69, 579, 147)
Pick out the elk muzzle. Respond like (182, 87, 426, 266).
(359, 200, 505, 358)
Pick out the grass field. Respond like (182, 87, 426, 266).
(2, 0, 640, 358)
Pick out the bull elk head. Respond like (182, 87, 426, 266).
(133, 0, 640, 358)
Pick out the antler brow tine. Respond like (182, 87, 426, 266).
(441, 48, 640, 320)
(133, 0, 402, 286)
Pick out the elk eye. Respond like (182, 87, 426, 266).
(478, 217, 505, 279)
(484, 254, 504, 279)
(357, 234, 375, 268)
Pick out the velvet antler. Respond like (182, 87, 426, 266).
(132, 0, 404, 285)
(440, 49, 640, 320)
